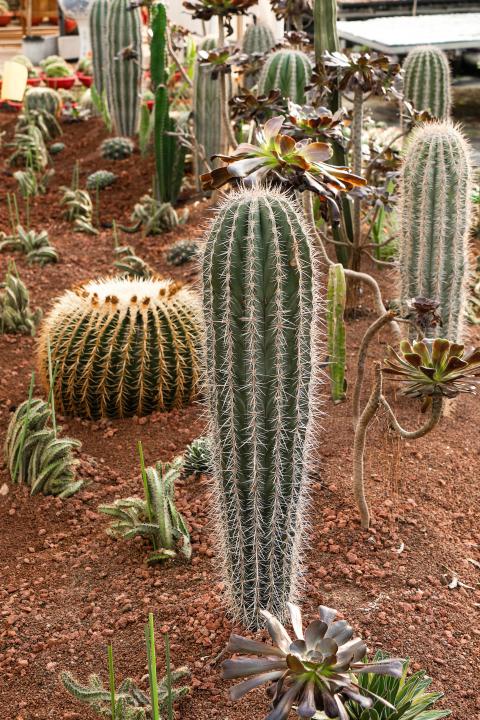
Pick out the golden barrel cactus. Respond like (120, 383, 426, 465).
(37, 277, 203, 419)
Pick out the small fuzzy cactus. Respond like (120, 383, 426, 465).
(202, 187, 320, 627)
(242, 21, 276, 56)
(24, 86, 61, 116)
(182, 436, 212, 477)
(88, 0, 109, 95)
(399, 121, 473, 342)
(258, 49, 312, 104)
(403, 46, 451, 119)
(86, 170, 117, 190)
(106, 0, 142, 136)
(101, 136, 134, 160)
(5, 397, 82, 497)
(0, 263, 42, 335)
(326, 263, 347, 403)
(166, 240, 200, 266)
(37, 277, 203, 419)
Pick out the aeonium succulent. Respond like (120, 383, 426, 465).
(222, 603, 403, 720)
(183, 0, 257, 33)
(200, 116, 366, 220)
(383, 338, 480, 399)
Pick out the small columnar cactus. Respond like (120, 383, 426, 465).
(5, 398, 82, 497)
(37, 277, 203, 419)
(101, 136, 134, 160)
(166, 240, 200, 266)
(24, 86, 61, 116)
(0, 263, 42, 335)
(258, 49, 312, 104)
(403, 45, 451, 119)
(399, 121, 472, 342)
(202, 187, 320, 628)
(106, 0, 142, 136)
(89, 0, 109, 95)
(86, 170, 117, 190)
(242, 21, 276, 56)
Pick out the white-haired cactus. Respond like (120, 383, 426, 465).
(202, 188, 320, 628)
(106, 0, 142, 136)
(242, 21, 276, 56)
(89, 0, 109, 95)
(258, 49, 312, 104)
(37, 277, 203, 419)
(399, 122, 472, 342)
(403, 46, 451, 120)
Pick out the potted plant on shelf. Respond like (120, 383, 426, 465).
(40, 55, 76, 90)
(76, 56, 93, 87)
(0, 0, 13, 26)
(11, 55, 42, 86)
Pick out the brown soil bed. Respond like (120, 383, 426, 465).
(1, 115, 479, 720)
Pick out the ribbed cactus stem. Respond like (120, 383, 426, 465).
(258, 50, 312, 104)
(403, 45, 451, 119)
(399, 121, 472, 342)
(106, 0, 142, 136)
(88, 0, 109, 96)
(202, 188, 320, 628)
(313, 0, 338, 60)
(327, 264, 347, 403)
(193, 37, 225, 174)
(242, 21, 276, 55)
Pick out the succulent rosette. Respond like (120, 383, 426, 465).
(222, 604, 403, 720)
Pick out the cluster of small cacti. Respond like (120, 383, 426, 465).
(130, 195, 185, 235)
(0, 225, 58, 265)
(166, 240, 200, 266)
(403, 45, 451, 119)
(99, 457, 191, 562)
(86, 170, 117, 191)
(202, 188, 319, 627)
(4, 397, 82, 497)
(100, 136, 134, 160)
(37, 276, 203, 419)
(399, 121, 472, 342)
(113, 244, 153, 279)
(258, 49, 312, 104)
(182, 436, 212, 477)
(0, 263, 41, 335)
(105, 0, 142, 136)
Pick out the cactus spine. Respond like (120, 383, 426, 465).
(327, 263, 346, 403)
(403, 46, 451, 120)
(37, 277, 203, 419)
(258, 50, 312, 104)
(88, 0, 109, 96)
(399, 122, 472, 342)
(242, 22, 276, 55)
(106, 0, 142, 136)
(202, 188, 320, 628)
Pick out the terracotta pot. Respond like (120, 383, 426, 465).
(27, 76, 42, 86)
(76, 71, 92, 88)
(0, 12, 13, 26)
(42, 74, 76, 90)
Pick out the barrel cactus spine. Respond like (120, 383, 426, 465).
(106, 0, 142, 136)
(89, 0, 109, 96)
(399, 121, 472, 342)
(202, 187, 321, 628)
(403, 45, 451, 120)
(242, 21, 276, 56)
(37, 277, 203, 419)
(258, 49, 312, 104)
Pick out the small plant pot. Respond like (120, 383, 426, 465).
(42, 75, 76, 90)
(27, 77, 42, 87)
(0, 12, 13, 26)
(76, 72, 92, 88)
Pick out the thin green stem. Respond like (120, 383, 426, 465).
(146, 613, 160, 720)
(164, 633, 173, 720)
(107, 643, 116, 720)
(46, 337, 57, 437)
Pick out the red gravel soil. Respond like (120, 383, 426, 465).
(0, 115, 479, 720)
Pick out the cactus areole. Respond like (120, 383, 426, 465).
(202, 188, 320, 628)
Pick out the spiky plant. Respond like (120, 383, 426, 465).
(398, 121, 473, 342)
(106, 0, 142, 136)
(327, 263, 347, 403)
(60, 186, 98, 235)
(166, 240, 200, 266)
(346, 651, 451, 720)
(89, 0, 109, 96)
(193, 36, 224, 174)
(0, 225, 58, 266)
(113, 244, 153, 279)
(86, 170, 117, 190)
(403, 46, 451, 120)
(42, 58, 73, 78)
(14, 167, 53, 198)
(258, 50, 312, 105)
(0, 263, 41, 335)
(223, 603, 403, 720)
(99, 457, 191, 562)
(16, 107, 62, 141)
(242, 21, 276, 56)
(130, 195, 185, 235)
(24, 86, 61, 116)
(182, 436, 212, 477)
(202, 187, 320, 628)
(37, 277, 203, 419)
(101, 136, 134, 160)
(5, 398, 82, 497)
(8, 125, 48, 171)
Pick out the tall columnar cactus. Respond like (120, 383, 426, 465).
(242, 21, 276, 55)
(313, 0, 338, 61)
(258, 49, 312, 104)
(403, 45, 451, 120)
(327, 263, 346, 403)
(202, 188, 320, 628)
(106, 0, 142, 136)
(193, 37, 224, 174)
(399, 122, 472, 342)
(89, 0, 109, 96)
(37, 277, 203, 419)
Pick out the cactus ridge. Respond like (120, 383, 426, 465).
(37, 277, 203, 419)
(242, 22, 276, 56)
(258, 49, 312, 104)
(399, 121, 472, 342)
(202, 187, 323, 627)
(24, 86, 61, 116)
(89, 0, 109, 95)
(403, 45, 451, 119)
